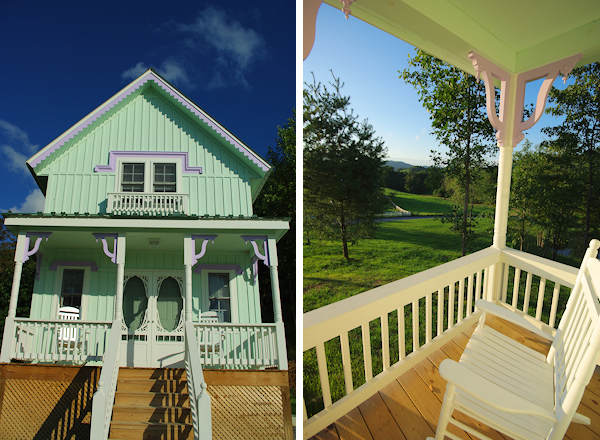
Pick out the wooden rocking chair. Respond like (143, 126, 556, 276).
(430, 239, 600, 440)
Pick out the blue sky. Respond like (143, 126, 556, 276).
(0, 1, 294, 213)
(304, 4, 569, 166)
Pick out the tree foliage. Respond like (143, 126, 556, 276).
(401, 50, 496, 255)
(544, 62, 600, 245)
(304, 73, 387, 260)
(254, 113, 296, 357)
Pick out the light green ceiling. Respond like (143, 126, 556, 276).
(324, 0, 600, 73)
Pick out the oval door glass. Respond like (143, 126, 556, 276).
(157, 277, 183, 331)
(123, 276, 147, 331)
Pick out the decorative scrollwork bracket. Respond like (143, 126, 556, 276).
(468, 51, 581, 148)
(242, 235, 270, 280)
(22, 232, 52, 263)
(190, 235, 218, 266)
(93, 233, 118, 264)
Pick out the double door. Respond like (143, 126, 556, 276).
(121, 270, 185, 367)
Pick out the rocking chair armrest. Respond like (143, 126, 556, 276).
(439, 359, 557, 422)
(475, 299, 555, 340)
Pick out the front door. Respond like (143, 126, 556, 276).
(121, 271, 185, 367)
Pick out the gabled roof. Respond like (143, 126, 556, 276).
(27, 68, 270, 174)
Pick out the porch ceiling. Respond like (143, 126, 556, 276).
(39, 230, 263, 252)
(323, 0, 600, 73)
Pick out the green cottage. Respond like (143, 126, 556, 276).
(0, 69, 292, 440)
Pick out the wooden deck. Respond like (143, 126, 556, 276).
(310, 316, 600, 440)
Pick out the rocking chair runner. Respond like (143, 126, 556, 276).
(430, 239, 600, 440)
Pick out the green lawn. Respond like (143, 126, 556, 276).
(383, 188, 494, 217)
(304, 216, 493, 312)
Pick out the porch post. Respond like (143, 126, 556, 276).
(267, 238, 288, 370)
(0, 234, 27, 362)
(114, 235, 126, 322)
(469, 52, 581, 301)
(183, 236, 194, 322)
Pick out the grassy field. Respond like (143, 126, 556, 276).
(383, 188, 494, 217)
(304, 216, 494, 312)
(303, 192, 576, 417)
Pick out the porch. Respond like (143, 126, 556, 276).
(303, 245, 596, 438)
(309, 315, 600, 440)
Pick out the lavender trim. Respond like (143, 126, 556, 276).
(29, 71, 269, 172)
(193, 264, 243, 275)
(49, 260, 98, 272)
(94, 151, 202, 173)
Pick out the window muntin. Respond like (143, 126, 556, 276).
(60, 269, 84, 308)
(121, 163, 145, 192)
(208, 273, 231, 322)
(153, 163, 177, 193)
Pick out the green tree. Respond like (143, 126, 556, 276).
(304, 73, 387, 260)
(544, 62, 600, 245)
(0, 218, 36, 344)
(401, 50, 496, 255)
(254, 113, 296, 357)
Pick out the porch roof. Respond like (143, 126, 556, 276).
(1, 213, 289, 241)
(321, 0, 600, 73)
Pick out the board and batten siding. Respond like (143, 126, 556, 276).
(29, 249, 261, 324)
(37, 86, 258, 217)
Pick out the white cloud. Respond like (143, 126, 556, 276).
(415, 135, 420, 141)
(7, 189, 45, 213)
(0, 119, 37, 153)
(121, 62, 147, 81)
(121, 59, 192, 88)
(177, 7, 264, 71)
(1, 144, 28, 175)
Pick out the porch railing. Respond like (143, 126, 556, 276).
(185, 321, 212, 440)
(302, 246, 579, 437)
(107, 192, 189, 216)
(90, 319, 122, 440)
(8, 318, 111, 363)
(194, 323, 282, 370)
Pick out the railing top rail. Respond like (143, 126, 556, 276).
(14, 318, 112, 325)
(500, 247, 578, 288)
(304, 246, 501, 350)
(193, 322, 277, 328)
(108, 192, 189, 196)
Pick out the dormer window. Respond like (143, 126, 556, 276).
(153, 163, 177, 192)
(121, 163, 145, 192)
(116, 158, 181, 194)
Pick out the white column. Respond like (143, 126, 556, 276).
(183, 236, 194, 322)
(114, 235, 126, 322)
(267, 238, 287, 370)
(0, 234, 27, 362)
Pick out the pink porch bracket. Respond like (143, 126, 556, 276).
(93, 233, 118, 264)
(241, 235, 270, 280)
(190, 235, 218, 266)
(468, 51, 581, 148)
(22, 232, 52, 263)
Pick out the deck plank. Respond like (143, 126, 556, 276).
(397, 367, 472, 439)
(334, 408, 373, 440)
(309, 319, 600, 440)
(358, 392, 406, 440)
(378, 379, 434, 440)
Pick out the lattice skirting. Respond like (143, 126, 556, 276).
(209, 383, 293, 440)
(0, 364, 100, 440)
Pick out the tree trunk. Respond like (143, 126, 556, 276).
(340, 203, 349, 260)
(462, 148, 471, 257)
(584, 144, 593, 246)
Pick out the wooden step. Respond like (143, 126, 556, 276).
(112, 406, 191, 424)
(118, 367, 187, 381)
(109, 421, 193, 440)
(114, 392, 190, 408)
(117, 378, 188, 393)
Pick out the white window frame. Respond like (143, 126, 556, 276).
(52, 266, 90, 320)
(114, 156, 183, 194)
(201, 270, 238, 323)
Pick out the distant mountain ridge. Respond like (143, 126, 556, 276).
(386, 160, 414, 170)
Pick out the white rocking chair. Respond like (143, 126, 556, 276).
(431, 239, 600, 440)
(57, 306, 81, 348)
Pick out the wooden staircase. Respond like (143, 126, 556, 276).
(109, 368, 193, 440)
